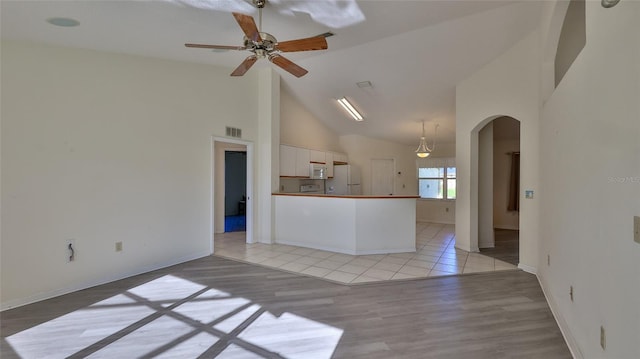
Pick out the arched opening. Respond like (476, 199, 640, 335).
(478, 117, 521, 265)
(469, 115, 521, 265)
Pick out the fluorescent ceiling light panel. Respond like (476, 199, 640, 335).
(337, 97, 363, 121)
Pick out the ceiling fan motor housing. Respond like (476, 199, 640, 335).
(244, 32, 277, 58)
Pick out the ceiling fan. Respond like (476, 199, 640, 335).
(185, 0, 328, 78)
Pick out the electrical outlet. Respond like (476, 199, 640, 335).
(634, 216, 640, 244)
(115, 241, 123, 252)
(569, 285, 574, 302)
(66, 239, 76, 262)
(600, 326, 606, 350)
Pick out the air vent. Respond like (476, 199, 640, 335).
(226, 126, 242, 138)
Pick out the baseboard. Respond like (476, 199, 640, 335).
(0, 251, 210, 311)
(537, 274, 583, 359)
(517, 263, 537, 274)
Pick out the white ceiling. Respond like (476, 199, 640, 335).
(0, 0, 541, 146)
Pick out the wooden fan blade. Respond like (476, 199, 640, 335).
(230, 55, 258, 76)
(232, 12, 262, 43)
(269, 55, 308, 78)
(277, 36, 328, 52)
(185, 43, 246, 50)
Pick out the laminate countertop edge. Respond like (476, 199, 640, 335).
(272, 193, 420, 199)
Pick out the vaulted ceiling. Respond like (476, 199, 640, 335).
(1, 0, 541, 145)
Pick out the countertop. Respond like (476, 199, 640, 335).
(272, 192, 420, 199)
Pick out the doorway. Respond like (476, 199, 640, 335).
(224, 151, 247, 232)
(212, 137, 253, 253)
(477, 116, 520, 265)
(371, 158, 395, 195)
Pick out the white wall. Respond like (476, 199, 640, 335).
(538, 2, 640, 358)
(256, 68, 280, 244)
(455, 31, 540, 273)
(280, 88, 342, 152)
(0, 41, 262, 309)
(339, 135, 418, 196)
(416, 200, 455, 224)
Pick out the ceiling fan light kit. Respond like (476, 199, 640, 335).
(185, 0, 328, 77)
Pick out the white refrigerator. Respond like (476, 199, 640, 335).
(327, 164, 361, 195)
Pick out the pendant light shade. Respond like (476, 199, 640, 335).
(415, 121, 437, 158)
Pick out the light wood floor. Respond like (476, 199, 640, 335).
(1, 255, 571, 359)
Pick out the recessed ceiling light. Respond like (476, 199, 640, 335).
(356, 81, 372, 88)
(46, 17, 80, 27)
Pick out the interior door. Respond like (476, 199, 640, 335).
(371, 159, 395, 195)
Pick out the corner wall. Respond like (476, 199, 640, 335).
(537, 2, 640, 357)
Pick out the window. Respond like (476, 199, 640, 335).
(418, 166, 456, 199)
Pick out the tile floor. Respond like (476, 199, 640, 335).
(214, 222, 518, 285)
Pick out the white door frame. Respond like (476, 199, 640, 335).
(211, 136, 254, 254)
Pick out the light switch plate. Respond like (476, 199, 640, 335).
(634, 216, 640, 244)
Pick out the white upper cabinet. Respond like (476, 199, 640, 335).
(295, 147, 310, 177)
(280, 145, 346, 177)
(325, 152, 334, 177)
(333, 152, 348, 163)
(279, 145, 297, 177)
(309, 150, 326, 163)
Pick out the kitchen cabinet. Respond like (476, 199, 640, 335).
(280, 145, 309, 177)
(325, 152, 334, 178)
(309, 150, 326, 163)
(333, 152, 348, 164)
(280, 145, 310, 177)
(280, 145, 297, 177)
(295, 147, 310, 177)
(280, 145, 346, 177)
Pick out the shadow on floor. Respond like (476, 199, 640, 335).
(479, 229, 519, 266)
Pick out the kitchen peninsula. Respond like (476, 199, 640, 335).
(273, 193, 419, 255)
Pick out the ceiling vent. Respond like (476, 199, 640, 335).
(226, 126, 242, 138)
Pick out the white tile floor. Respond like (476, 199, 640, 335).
(214, 222, 518, 285)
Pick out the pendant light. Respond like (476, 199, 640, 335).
(415, 121, 438, 158)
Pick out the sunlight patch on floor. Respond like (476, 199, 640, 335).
(7, 275, 343, 358)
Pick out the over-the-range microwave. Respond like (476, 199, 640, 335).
(309, 163, 327, 180)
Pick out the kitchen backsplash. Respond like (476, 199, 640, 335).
(280, 178, 325, 193)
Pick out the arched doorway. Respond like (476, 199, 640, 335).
(477, 116, 521, 265)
